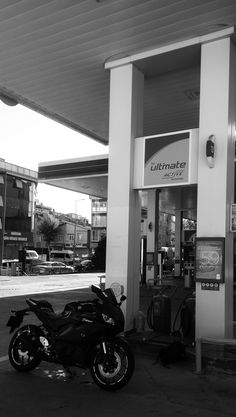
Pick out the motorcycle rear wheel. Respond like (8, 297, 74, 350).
(8, 325, 42, 372)
(90, 338, 135, 391)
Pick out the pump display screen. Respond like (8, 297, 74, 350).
(195, 238, 224, 283)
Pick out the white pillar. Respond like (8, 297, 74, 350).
(106, 64, 144, 331)
(196, 37, 236, 338)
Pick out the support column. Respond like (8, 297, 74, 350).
(196, 37, 236, 338)
(105, 64, 144, 331)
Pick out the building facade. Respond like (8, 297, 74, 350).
(90, 197, 107, 250)
(34, 202, 91, 258)
(0, 159, 37, 263)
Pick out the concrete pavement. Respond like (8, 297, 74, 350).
(1, 276, 236, 416)
(1, 344, 236, 417)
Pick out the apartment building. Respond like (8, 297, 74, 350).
(90, 197, 107, 250)
(34, 203, 91, 258)
(0, 159, 37, 263)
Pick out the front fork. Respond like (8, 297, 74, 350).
(102, 341, 107, 354)
(100, 339, 117, 372)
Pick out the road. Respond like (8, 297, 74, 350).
(0, 272, 104, 298)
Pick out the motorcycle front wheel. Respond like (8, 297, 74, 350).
(90, 337, 135, 391)
(8, 325, 42, 372)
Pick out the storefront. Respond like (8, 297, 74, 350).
(104, 28, 236, 338)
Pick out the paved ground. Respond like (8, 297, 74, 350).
(1, 346, 236, 417)
(1, 275, 236, 416)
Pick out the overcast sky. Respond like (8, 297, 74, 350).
(0, 101, 108, 221)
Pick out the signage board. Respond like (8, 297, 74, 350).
(3, 231, 30, 242)
(195, 237, 225, 283)
(144, 131, 189, 186)
(133, 129, 199, 189)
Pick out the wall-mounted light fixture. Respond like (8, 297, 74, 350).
(148, 222, 153, 232)
(206, 134, 216, 168)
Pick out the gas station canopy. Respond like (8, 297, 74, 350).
(0, 2, 236, 146)
(38, 154, 108, 198)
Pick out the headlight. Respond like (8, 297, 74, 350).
(102, 314, 115, 326)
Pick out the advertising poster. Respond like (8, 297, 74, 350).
(195, 238, 224, 282)
(144, 131, 190, 187)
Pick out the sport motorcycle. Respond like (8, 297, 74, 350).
(6, 284, 135, 391)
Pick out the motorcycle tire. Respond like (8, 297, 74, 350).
(90, 337, 135, 391)
(8, 325, 42, 372)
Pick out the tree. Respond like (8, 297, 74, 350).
(183, 218, 196, 230)
(37, 214, 60, 258)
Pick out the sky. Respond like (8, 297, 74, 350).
(0, 101, 108, 221)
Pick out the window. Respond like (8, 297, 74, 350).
(92, 230, 99, 242)
(92, 229, 105, 242)
(92, 214, 107, 227)
(92, 200, 107, 212)
(54, 234, 63, 242)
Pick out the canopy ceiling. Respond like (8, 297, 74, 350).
(38, 154, 109, 198)
(0, 1, 236, 145)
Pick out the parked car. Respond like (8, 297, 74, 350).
(1, 259, 19, 273)
(26, 250, 39, 261)
(31, 261, 74, 275)
(74, 259, 94, 272)
(49, 250, 74, 265)
(2, 259, 19, 268)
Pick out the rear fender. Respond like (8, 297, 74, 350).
(6, 308, 30, 333)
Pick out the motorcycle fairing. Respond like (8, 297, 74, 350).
(56, 321, 113, 344)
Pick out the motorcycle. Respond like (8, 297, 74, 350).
(6, 284, 135, 391)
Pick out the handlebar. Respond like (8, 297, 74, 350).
(91, 284, 126, 307)
(91, 284, 102, 295)
(91, 284, 108, 301)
